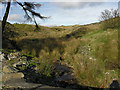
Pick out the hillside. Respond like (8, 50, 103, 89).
(2, 21, 120, 88)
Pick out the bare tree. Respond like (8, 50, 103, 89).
(100, 9, 119, 21)
(1, 0, 48, 33)
(99, 9, 120, 29)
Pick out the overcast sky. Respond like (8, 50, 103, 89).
(0, 0, 120, 26)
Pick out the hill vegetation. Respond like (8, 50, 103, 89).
(2, 19, 120, 88)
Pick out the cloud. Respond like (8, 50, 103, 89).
(15, 0, 119, 2)
(50, 0, 120, 9)
(119, 1, 120, 14)
(53, 2, 105, 9)
(51, 0, 119, 2)
(8, 14, 24, 22)
(40, 23, 57, 27)
(0, 5, 2, 9)
(51, 1, 109, 9)
(51, 0, 107, 2)
(38, 2, 117, 26)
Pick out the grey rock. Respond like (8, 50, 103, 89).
(7, 52, 22, 60)
(55, 65, 71, 73)
(34, 67, 39, 71)
(20, 56, 27, 61)
(2, 72, 24, 83)
(7, 55, 17, 60)
(3, 78, 59, 89)
(109, 80, 120, 88)
(0, 54, 6, 61)
(3, 65, 19, 73)
(56, 73, 75, 83)
(13, 61, 27, 67)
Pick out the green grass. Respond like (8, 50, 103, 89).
(3, 21, 119, 88)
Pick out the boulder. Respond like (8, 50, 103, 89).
(2, 65, 19, 73)
(55, 65, 71, 73)
(65, 34, 71, 39)
(13, 61, 27, 68)
(2, 72, 24, 83)
(109, 80, 120, 88)
(0, 68, 1, 86)
(7, 52, 22, 60)
(20, 56, 27, 61)
(56, 73, 75, 83)
(34, 67, 39, 71)
(12, 55, 28, 68)
(2, 65, 24, 83)
(3, 78, 60, 89)
(0, 54, 5, 61)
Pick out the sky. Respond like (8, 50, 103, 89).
(0, 0, 120, 26)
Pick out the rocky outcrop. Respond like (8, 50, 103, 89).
(1, 51, 89, 89)
(1, 52, 61, 89)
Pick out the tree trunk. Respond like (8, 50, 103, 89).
(33, 15, 39, 30)
(2, 0, 11, 33)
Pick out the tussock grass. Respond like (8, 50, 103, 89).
(3, 22, 119, 88)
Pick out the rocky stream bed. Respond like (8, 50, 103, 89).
(0, 51, 119, 89)
(0, 51, 91, 89)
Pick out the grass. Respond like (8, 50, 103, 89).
(3, 21, 119, 88)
